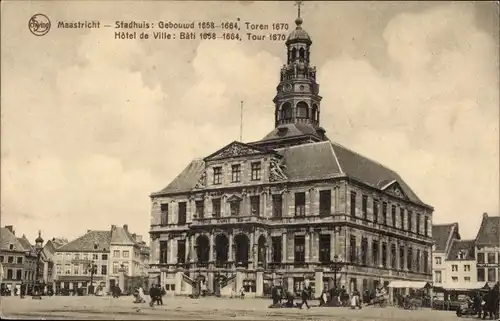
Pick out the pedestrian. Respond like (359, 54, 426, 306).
(20, 281, 25, 299)
(299, 286, 310, 310)
(155, 284, 163, 305)
(239, 286, 245, 299)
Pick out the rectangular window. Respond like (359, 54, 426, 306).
(212, 199, 221, 218)
(16, 269, 22, 280)
(407, 248, 413, 271)
(195, 200, 204, 219)
(477, 268, 485, 282)
(159, 241, 168, 264)
(416, 213, 421, 235)
(487, 253, 496, 264)
(416, 249, 421, 272)
(373, 200, 379, 223)
(92, 254, 97, 260)
(230, 201, 240, 216)
(250, 196, 260, 216)
(123, 251, 129, 258)
(271, 236, 282, 263)
(294, 235, 305, 263)
(464, 264, 471, 272)
(464, 276, 471, 282)
(294, 192, 306, 217)
(452, 276, 458, 283)
(424, 218, 429, 237)
(16, 257, 23, 264)
(65, 264, 71, 275)
(435, 271, 442, 283)
(319, 234, 331, 263)
(177, 240, 186, 264)
(73, 265, 80, 275)
(102, 254, 108, 260)
(400, 209, 405, 230)
(389, 243, 395, 268)
(113, 250, 120, 258)
(477, 253, 485, 264)
(231, 164, 241, 182)
(487, 268, 496, 282)
(435, 257, 442, 265)
(361, 237, 368, 265)
(399, 247, 405, 270)
(213, 167, 222, 185)
(391, 205, 396, 226)
(349, 235, 356, 263)
(362, 195, 368, 220)
(178, 202, 187, 224)
(0, 256, 3, 263)
(272, 195, 282, 218)
(408, 211, 413, 232)
(372, 240, 379, 266)
(423, 251, 429, 273)
(113, 263, 119, 274)
(74, 253, 80, 260)
(382, 202, 388, 224)
(319, 190, 331, 216)
(6, 269, 13, 279)
(350, 192, 357, 217)
(251, 162, 261, 180)
(160, 203, 169, 225)
(101, 265, 107, 275)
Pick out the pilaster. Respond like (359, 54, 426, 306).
(305, 232, 310, 262)
(282, 234, 287, 263)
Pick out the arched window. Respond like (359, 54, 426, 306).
(291, 48, 297, 60)
(312, 104, 319, 122)
(281, 102, 292, 120)
(296, 101, 309, 119)
(299, 48, 305, 61)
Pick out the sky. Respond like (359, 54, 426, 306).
(1, 1, 498, 244)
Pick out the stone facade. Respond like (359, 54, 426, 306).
(148, 13, 433, 299)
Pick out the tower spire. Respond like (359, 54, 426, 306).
(295, 0, 302, 18)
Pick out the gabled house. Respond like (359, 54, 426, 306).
(474, 213, 500, 286)
(432, 223, 460, 286)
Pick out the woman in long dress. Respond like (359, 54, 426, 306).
(138, 286, 147, 303)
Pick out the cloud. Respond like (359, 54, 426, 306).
(319, 3, 499, 236)
(1, 2, 497, 242)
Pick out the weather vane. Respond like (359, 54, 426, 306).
(295, 0, 303, 18)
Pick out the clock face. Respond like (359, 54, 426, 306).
(283, 84, 292, 92)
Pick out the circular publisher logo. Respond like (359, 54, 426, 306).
(28, 14, 51, 36)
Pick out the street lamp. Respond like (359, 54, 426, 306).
(32, 230, 44, 300)
(87, 261, 97, 295)
(330, 254, 344, 290)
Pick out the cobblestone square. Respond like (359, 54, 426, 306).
(1, 296, 462, 320)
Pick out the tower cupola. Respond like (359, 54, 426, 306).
(272, 1, 323, 131)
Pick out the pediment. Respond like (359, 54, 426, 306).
(381, 180, 408, 200)
(227, 194, 243, 202)
(204, 141, 268, 162)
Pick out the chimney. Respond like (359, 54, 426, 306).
(123, 224, 128, 231)
(483, 212, 488, 219)
(135, 235, 143, 243)
(52, 237, 55, 241)
(111, 225, 116, 230)
(87, 230, 91, 234)
(5, 225, 14, 235)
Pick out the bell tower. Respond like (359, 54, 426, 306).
(273, 2, 323, 129)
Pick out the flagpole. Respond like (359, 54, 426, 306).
(240, 101, 243, 142)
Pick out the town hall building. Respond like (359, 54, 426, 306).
(148, 10, 434, 298)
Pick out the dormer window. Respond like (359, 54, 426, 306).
(94, 244, 98, 250)
(9, 244, 13, 250)
(231, 164, 241, 183)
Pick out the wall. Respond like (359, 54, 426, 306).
(445, 259, 477, 284)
